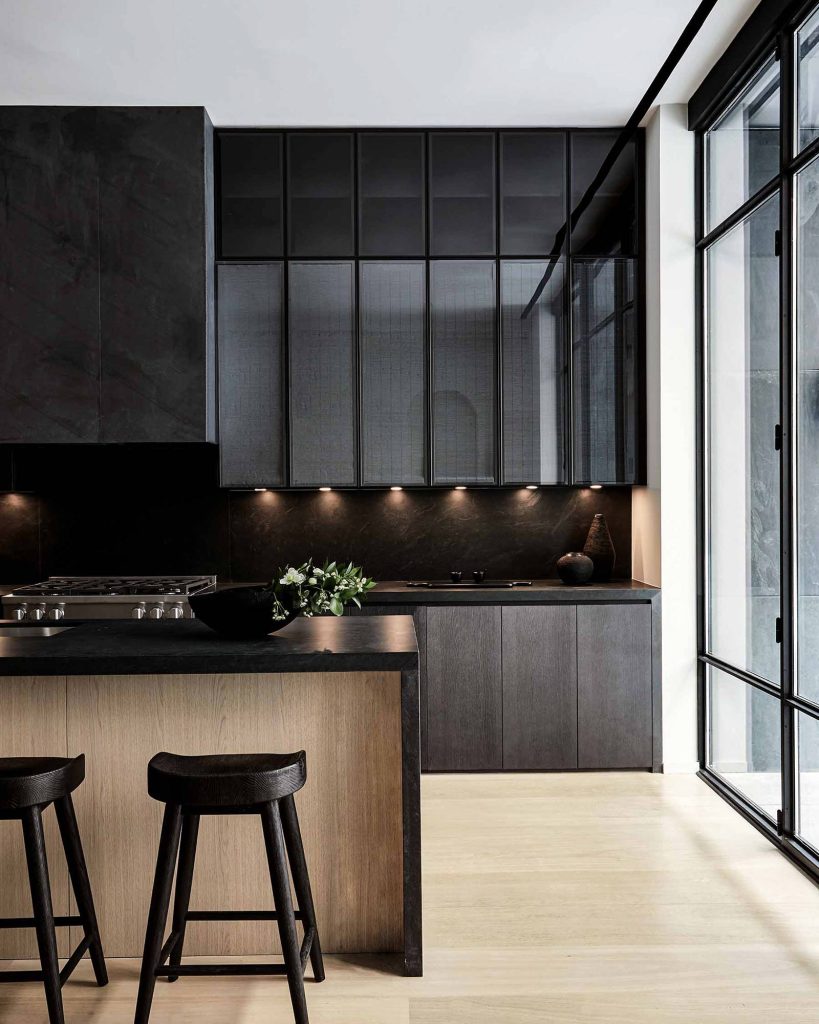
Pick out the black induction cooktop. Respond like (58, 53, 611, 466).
(405, 580, 533, 589)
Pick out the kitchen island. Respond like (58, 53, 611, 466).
(0, 616, 421, 975)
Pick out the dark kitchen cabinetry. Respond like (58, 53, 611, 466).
(358, 133, 425, 256)
(501, 605, 578, 769)
(287, 133, 354, 257)
(577, 603, 653, 768)
(500, 132, 566, 255)
(431, 261, 497, 485)
(425, 606, 503, 771)
(217, 263, 285, 488)
(572, 258, 638, 484)
(571, 131, 638, 256)
(501, 260, 567, 484)
(288, 262, 357, 486)
(360, 262, 427, 486)
(218, 132, 283, 258)
(0, 105, 215, 444)
(429, 133, 496, 255)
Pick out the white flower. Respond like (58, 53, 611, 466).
(313, 567, 324, 577)
(308, 577, 317, 585)
(279, 568, 306, 586)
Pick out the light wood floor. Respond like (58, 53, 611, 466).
(4, 771, 819, 1023)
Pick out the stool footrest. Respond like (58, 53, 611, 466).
(0, 915, 83, 930)
(155, 962, 292, 978)
(0, 936, 90, 987)
(186, 909, 304, 922)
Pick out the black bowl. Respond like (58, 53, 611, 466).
(189, 586, 298, 639)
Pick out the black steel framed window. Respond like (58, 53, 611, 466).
(694, 0, 819, 881)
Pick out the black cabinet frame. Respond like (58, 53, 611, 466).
(215, 127, 644, 489)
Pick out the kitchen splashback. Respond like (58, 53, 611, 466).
(0, 446, 631, 584)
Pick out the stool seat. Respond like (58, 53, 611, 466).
(147, 751, 306, 807)
(0, 755, 85, 811)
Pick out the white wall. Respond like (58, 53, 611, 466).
(633, 104, 698, 773)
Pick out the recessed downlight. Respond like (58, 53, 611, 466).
(254, 488, 268, 492)
(454, 485, 467, 491)
(525, 484, 538, 490)
(590, 484, 603, 490)
(319, 487, 332, 492)
(390, 486, 403, 491)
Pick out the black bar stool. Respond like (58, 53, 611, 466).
(134, 750, 324, 1024)
(0, 755, 108, 1024)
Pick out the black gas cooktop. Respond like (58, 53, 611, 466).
(405, 580, 533, 589)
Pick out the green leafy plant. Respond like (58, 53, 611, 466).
(269, 560, 376, 621)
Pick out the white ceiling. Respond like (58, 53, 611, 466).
(0, 0, 761, 126)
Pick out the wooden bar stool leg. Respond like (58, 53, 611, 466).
(134, 804, 182, 1024)
(280, 793, 324, 982)
(167, 812, 200, 983)
(54, 793, 108, 986)
(21, 805, 64, 1024)
(261, 801, 309, 1024)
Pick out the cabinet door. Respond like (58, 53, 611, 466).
(429, 133, 496, 255)
(0, 107, 100, 442)
(570, 131, 637, 256)
(358, 133, 425, 256)
(502, 606, 577, 770)
(501, 261, 567, 484)
(500, 132, 566, 256)
(571, 258, 638, 484)
(426, 606, 502, 771)
(218, 132, 283, 258)
(431, 261, 497, 484)
(287, 134, 354, 257)
(288, 262, 356, 486)
(98, 107, 215, 442)
(217, 264, 285, 487)
(360, 262, 427, 485)
(577, 604, 653, 769)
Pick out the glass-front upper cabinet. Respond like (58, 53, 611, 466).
(287, 134, 354, 257)
(500, 133, 566, 255)
(501, 261, 566, 484)
(288, 262, 357, 486)
(431, 261, 497, 484)
(358, 133, 425, 256)
(705, 195, 780, 684)
(571, 258, 638, 484)
(359, 262, 427, 485)
(798, 7, 819, 152)
(218, 133, 283, 258)
(705, 57, 780, 231)
(570, 132, 637, 255)
(429, 133, 496, 255)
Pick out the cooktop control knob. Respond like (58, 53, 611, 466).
(132, 603, 146, 620)
(148, 604, 165, 620)
(48, 604, 65, 621)
(12, 605, 27, 621)
(166, 603, 184, 620)
(30, 603, 47, 621)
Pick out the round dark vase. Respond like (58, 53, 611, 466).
(189, 585, 298, 639)
(556, 552, 594, 585)
(583, 513, 616, 582)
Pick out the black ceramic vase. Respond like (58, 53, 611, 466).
(189, 586, 298, 639)
(556, 552, 594, 585)
(583, 513, 616, 581)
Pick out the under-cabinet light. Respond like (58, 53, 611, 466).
(454, 485, 467, 491)
(525, 485, 538, 490)
(390, 486, 403, 491)
(319, 487, 332, 492)
(590, 484, 603, 490)
(254, 488, 268, 492)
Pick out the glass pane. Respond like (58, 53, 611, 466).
(797, 712, 819, 848)
(708, 666, 781, 819)
(798, 7, 819, 152)
(287, 134, 354, 257)
(706, 195, 780, 682)
(500, 133, 566, 256)
(358, 133, 425, 256)
(218, 133, 282, 258)
(360, 262, 427, 485)
(797, 157, 819, 703)
(705, 57, 779, 231)
(501, 261, 566, 484)
(571, 258, 638, 484)
(570, 132, 637, 256)
(429, 134, 496, 256)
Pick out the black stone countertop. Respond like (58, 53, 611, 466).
(362, 579, 660, 604)
(0, 615, 418, 678)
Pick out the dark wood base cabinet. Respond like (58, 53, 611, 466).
(355, 599, 660, 773)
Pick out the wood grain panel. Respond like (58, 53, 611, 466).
(501, 605, 577, 769)
(0, 677, 69, 958)
(577, 604, 652, 768)
(425, 606, 502, 771)
(66, 671, 403, 957)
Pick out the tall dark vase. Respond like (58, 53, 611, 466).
(583, 513, 616, 582)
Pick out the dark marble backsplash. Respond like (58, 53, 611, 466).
(0, 446, 632, 585)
